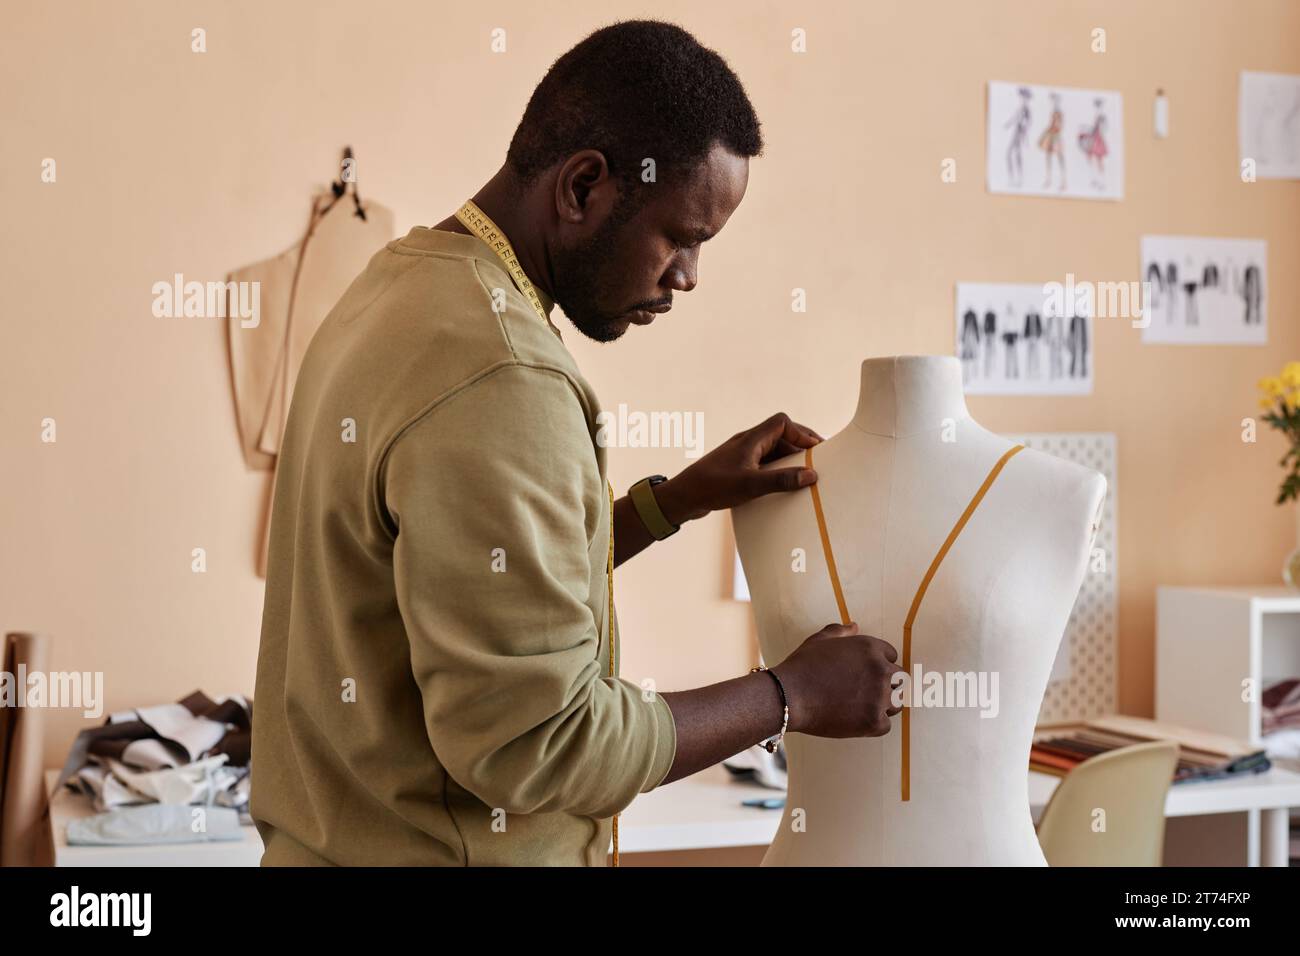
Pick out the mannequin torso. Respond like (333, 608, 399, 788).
(733, 356, 1105, 865)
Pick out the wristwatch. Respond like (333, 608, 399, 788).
(628, 474, 680, 540)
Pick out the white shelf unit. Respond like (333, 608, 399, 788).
(1157, 586, 1300, 746)
(1156, 586, 1300, 865)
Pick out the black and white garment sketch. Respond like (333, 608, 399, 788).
(956, 282, 1093, 395)
(1140, 236, 1267, 345)
(987, 80, 1124, 201)
(1239, 71, 1300, 180)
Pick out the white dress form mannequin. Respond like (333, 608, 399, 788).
(733, 356, 1105, 866)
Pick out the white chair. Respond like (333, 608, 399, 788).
(1036, 741, 1179, 866)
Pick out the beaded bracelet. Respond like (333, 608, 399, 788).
(750, 665, 789, 754)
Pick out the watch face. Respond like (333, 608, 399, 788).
(648, 475, 667, 486)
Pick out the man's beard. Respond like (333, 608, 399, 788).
(551, 219, 632, 343)
(552, 193, 672, 344)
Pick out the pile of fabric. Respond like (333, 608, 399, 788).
(1262, 678, 1300, 761)
(53, 691, 252, 846)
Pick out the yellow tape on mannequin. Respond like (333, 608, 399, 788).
(806, 444, 1024, 802)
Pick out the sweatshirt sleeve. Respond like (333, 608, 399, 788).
(382, 362, 677, 819)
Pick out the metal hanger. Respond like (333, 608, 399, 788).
(322, 145, 367, 222)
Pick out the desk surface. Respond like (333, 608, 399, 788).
(618, 763, 1300, 854)
(48, 761, 1300, 863)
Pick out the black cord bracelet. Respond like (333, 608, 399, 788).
(749, 665, 789, 753)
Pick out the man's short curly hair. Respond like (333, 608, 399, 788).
(506, 20, 763, 197)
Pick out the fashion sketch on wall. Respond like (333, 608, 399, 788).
(1140, 236, 1267, 345)
(1239, 71, 1300, 180)
(956, 282, 1093, 396)
(987, 80, 1124, 201)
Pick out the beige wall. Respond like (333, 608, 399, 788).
(4, 0, 1299, 771)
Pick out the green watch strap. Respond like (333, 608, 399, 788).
(629, 477, 679, 540)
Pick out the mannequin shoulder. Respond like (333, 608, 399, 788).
(1005, 445, 1106, 497)
(951, 425, 1106, 519)
(1001, 446, 1107, 548)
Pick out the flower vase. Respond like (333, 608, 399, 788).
(1284, 504, 1300, 589)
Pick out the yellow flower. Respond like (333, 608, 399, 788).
(1284, 363, 1300, 389)
(1287, 393, 1300, 412)
(1261, 397, 1275, 409)
(1261, 377, 1285, 397)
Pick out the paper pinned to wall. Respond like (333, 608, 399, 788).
(986, 80, 1124, 201)
(956, 282, 1093, 396)
(1239, 71, 1300, 180)
(1140, 235, 1267, 345)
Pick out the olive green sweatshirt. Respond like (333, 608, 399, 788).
(251, 225, 677, 866)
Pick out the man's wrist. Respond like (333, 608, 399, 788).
(750, 669, 786, 739)
(653, 476, 708, 528)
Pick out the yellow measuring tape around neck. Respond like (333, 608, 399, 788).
(454, 199, 550, 326)
(605, 481, 620, 866)
(806, 443, 1024, 803)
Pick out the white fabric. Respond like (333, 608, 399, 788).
(67, 804, 243, 846)
(1264, 727, 1300, 760)
(131, 703, 227, 763)
(120, 737, 182, 771)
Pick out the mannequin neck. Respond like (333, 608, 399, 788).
(850, 356, 970, 438)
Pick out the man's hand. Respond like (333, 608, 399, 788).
(658, 622, 902, 786)
(774, 622, 903, 737)
(656, 412, 823, 526)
